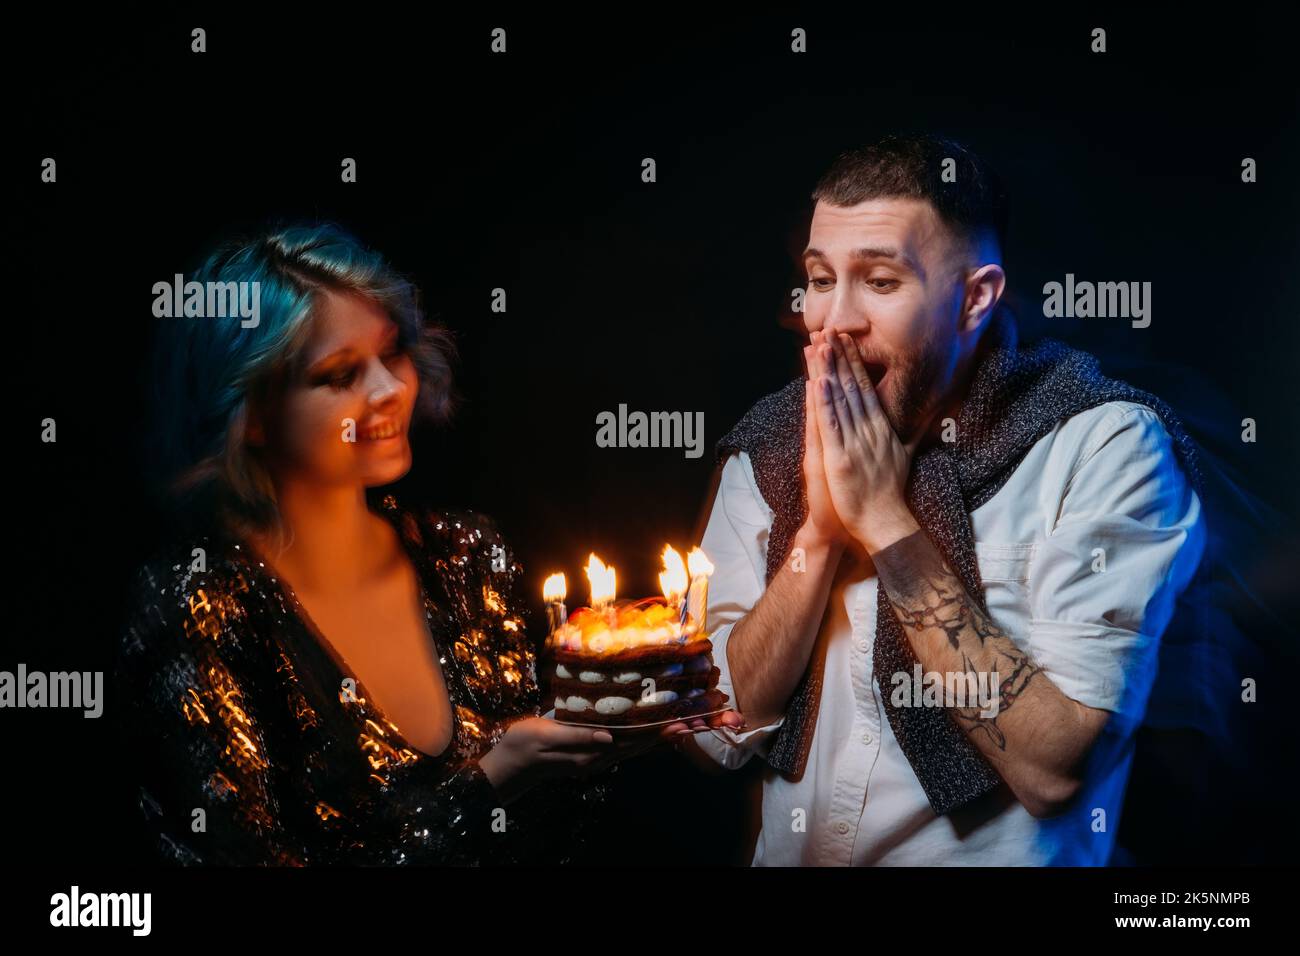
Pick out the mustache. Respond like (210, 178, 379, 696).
(834, 336, 890, 369)
(850, 346, 891, 373)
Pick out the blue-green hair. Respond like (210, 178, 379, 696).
(149, 222, 455, 536)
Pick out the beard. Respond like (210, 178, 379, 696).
(874, 332, 948, 444)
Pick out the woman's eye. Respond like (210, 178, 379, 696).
(810, 277, 833, 289)
(326, 368, 358, 390)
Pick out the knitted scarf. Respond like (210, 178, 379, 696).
(715, 309, 1204, 815)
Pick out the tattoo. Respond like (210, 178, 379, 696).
(874, 530, 1042, 751)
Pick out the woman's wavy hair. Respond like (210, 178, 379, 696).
(149, 222, 455, 540)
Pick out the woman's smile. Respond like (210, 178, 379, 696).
(359, 420, 402, 442)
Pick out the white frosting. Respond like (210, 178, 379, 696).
(558, 687, 704, 717)
(595, 696, 634, 715)
(555, 662, 703, 683)
(638, 690, 679, 707)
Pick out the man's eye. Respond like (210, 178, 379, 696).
(810, 277, 833, 289)
(868, 278, 899, 291)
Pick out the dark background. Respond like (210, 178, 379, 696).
(10, 9, 1299, 865)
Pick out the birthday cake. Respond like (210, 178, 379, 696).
(543, 551, 729, 728)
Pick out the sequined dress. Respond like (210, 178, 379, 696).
(116, 493, 606, 865)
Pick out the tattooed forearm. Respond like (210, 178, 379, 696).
(873, 529, 1043, 751)
(883, 563, 1005, 650)
(951, 645, 1041, 749)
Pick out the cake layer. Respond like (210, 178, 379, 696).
(553, 688, 729, 727)
(550, 665, 719, 700)
(550, 636, 713, 668)
(550, 653, 711, 685)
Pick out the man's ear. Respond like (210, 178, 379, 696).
(961, 263, 1006, 336)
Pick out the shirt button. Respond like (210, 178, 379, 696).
(836, 821, 850, 835)
(856, 640, 870, 653)
(862, 732, 873, 745)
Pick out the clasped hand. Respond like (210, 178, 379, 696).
(801, 330, 922, 555)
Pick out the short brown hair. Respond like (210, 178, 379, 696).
(811, 133, 1009, 259)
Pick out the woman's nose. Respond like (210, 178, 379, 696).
(366, 361, 406, 406)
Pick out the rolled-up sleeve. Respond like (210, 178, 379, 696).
(1026, 404, 1206, 732)
(695, 452, 787, 769)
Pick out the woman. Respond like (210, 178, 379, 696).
(117, 223, 740, 865)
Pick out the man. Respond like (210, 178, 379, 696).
(691, 134, 1206, 865)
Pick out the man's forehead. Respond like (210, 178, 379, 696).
(807, 196, 943, 250)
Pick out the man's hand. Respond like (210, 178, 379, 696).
(811, 331, 922, 555)
(801, 332, 851, 548)
(585, 710, 747, 767)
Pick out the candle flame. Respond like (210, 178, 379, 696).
(659, 545, 688, 601)
(687, 547, 714, 578)
(585, 553, 616, 605)
(543, 572, 566, 603)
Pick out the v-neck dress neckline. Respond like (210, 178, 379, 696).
(240, 504, 460, 761)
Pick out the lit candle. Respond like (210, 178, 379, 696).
(659, 545, 688, 616)
(684, 547, 714, 633)
(543, 572, 567, 637)
(585, 553, 617, 625)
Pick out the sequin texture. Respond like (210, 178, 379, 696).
(116, 493, 607, 865)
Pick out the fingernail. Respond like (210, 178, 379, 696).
(593, 731, 613, 743)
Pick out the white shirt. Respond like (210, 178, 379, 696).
(695, 400, 1206, 865)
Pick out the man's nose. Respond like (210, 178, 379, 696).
(823, 293, 869, 338)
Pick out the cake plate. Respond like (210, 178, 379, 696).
(553, 706, 732, 732)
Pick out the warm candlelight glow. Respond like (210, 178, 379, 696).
(543, 572, 567, 603)
(659, 545, 688, 604)
(684, 547, 713, 632)
(543, 571, 568, 637)
(585, 553, 616, 607)
(687, 547, 714, 578)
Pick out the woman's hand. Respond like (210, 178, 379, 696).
(574, 708, 748, 764)
(478, 717, 618, 804)
(479, 710, 746, 803)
